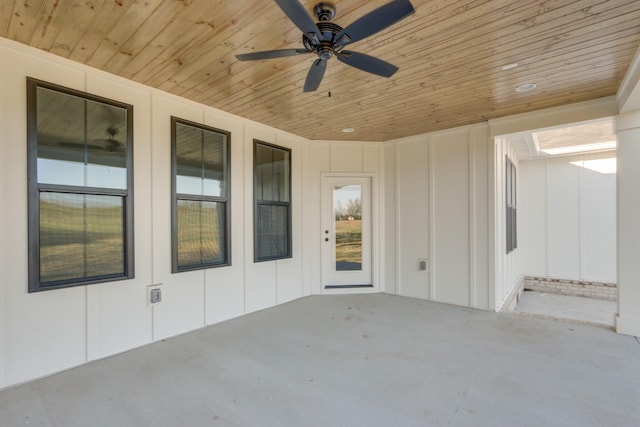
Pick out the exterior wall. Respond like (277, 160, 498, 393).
(615, 110, 640, 336)
(0, 38, 313, 389)
(488, 97, 619, 310)
(519, 151, 617, 284)
(383, 144, 397, 295)
(615, 46, 640, 336)
(492, 137, 522, 310)
(386, 124, 491, 309)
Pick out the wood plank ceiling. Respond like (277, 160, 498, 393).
(2, 0, 640, 141)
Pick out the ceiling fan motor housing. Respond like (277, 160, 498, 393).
(302, 22, 349, 57)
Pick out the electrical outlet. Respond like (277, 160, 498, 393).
(418, 259, 429, 271)
(148, 286, 162, 304)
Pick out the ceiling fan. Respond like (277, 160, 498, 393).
(57, 126, 125, 154)
(235, 0, 415, 92)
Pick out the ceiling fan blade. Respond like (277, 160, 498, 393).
(337, 51, 399, 78)
(235, 49, 311, 61)
(335, 0, 415, 46)
(274, 0, 322, 43)
(304, 58, 327, 92)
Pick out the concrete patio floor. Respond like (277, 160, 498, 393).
(515, 290, 617, 328)
(1, 293, 639, 426)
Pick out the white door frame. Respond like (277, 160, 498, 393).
(320, 172, 379, 294)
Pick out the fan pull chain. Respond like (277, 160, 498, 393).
(328, 59, 332, 98)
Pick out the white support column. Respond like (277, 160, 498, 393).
(615, 111, 640, 337)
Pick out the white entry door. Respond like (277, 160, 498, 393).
(321, 176, 372, 290)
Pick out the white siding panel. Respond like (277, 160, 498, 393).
(546, 157, 581, 279)
(363, 144, 379, 172)
(203, 112, 245, 325)
(492, 137, 521, 309)
(470, 126, 490, 309)
(245, 263, 277, 313)
(1, 48, 87, 386)
(397, 140, 429, 299)
(276, 134, 303, 304)
(616, 113, 640, 336)
(383, 144, 397, 295)
(85, 75, 153, 360)
(520, 152, 616, 284)
(520, 160, 548, 276)
(204, 269, 245, 325)
(152, 269, 205, 340)
(432, 131, 470, 306)
(276, 258, 303, 304)
(331, 144, 362, 172)
(579, 153, 617, 282)
(151, 95, 205, 340)
(308, 143, 330, 295)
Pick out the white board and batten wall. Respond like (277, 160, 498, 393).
(519, 152, 617, 284)
(0, 39, 315, 388)
(492, 136, 522, 310)
(386, 124, 491, 310)
(488, 97, 619, 308)
(0, 37, 385, 389)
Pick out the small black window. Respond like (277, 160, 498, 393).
(27, 78, 134, 292)
(506, 155, 517, 254)
(254, 140, 291, 262)
(171, 117, 230, 272)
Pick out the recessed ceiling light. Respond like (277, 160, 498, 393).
(342, 128, 355, 133)
(516, 83, 537, 92)
(502, 63, 518, 71)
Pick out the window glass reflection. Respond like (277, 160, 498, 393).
(175, 123, 227, 197)
(255, 143, 289, 202)
(177, 200, 225, 267)
(39, 192, 125, 284)
(36, 87, 127, 189)
(256, 204, 288, 259)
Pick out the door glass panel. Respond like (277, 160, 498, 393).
(334, 184, 362, 271)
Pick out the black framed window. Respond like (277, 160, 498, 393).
(254, 140, 291, 262)
(27, 78, 134, 292)
(506, 155, 517, 254)
(171, 117, 230, 272)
